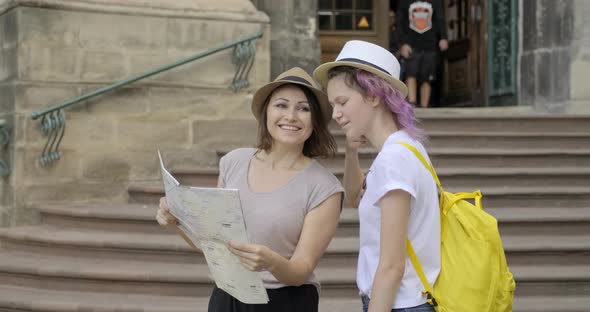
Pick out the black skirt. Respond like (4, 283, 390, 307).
(207, 285, 319, 312)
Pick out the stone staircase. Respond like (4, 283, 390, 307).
(1, 113, 590, 311)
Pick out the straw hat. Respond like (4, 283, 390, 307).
(313, 40, 408, 97)
(251, 67, 332, 123)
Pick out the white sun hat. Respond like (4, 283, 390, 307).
(313, 40, 408, 97)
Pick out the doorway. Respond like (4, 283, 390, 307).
(317, 0, 508, 107)
(441, 0, 487, 106)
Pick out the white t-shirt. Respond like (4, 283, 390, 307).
(356, 130, 440, 309)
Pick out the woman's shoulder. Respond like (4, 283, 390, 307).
(377, 142, 413, 162)
(306, 159, 341, 185)
(221, 147, 258, 164)
(301, 160, 344, 209)
(374, 138, 426, 172)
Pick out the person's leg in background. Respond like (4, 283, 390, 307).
(404, 52, 421, 106)
(418, 51, 438, 108)
(419, 82, 431, 108)
(407, 77, 418, 105)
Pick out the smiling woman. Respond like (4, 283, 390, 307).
(156, 67, 344, 312)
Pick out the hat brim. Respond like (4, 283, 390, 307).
(313, 61, 409, 97)
(251, 80, 332, 123)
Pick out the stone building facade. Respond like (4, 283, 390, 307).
(521, 0, 589, 113)
(0, 0, 270, 226)
(251, 0, 590, 112)
(1, 0, 590, 227)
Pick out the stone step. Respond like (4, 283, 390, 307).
(0, 251, 214, 297)
(37, 203, 176, 235)
(415, 114, 590, 133)
(317, 264, 590, 298)
(314, 148, 590, 169)
(193, 115, 590, 152)
(0, 285, 209, 312)
(0, 225, 199, 264)
(206, 115, 590, 142)
(36, 204, 590, 237)
(513, 296, 590, 312)
(1, 226, 589, 267)
(0, 252, 354, 298)
(169, 166, 590, 190)
(332, 130, 590, 150)
(215, 147, 590, 169)
(435, 167, 590, 189)
(511, 265, 590, 297)
(323, 235, 590, 267)
(0, 249, 587, 299)
(338, 207, 590, 237)
(128, 182, 590, 208)
(0, 285, 588, 312)
(475, 186, 590, 208)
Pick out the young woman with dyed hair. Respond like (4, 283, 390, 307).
(314, 41, 440, 312)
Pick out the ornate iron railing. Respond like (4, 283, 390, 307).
(30, 31, 263, 166)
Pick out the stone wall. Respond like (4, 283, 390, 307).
(569, 0, 590, 112)
(0, 8, 17, 227)
(0, 0, 269, 226)
(251, 0, 320, 79)
(519, 0, 580, 112)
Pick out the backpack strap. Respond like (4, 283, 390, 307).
(395, 142, 442, 190)
(442, 190, 483, 214)
(396, 142, 439, 307)
(406, 242, 438, 307)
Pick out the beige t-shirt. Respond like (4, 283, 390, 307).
(219, 148, 344, 290)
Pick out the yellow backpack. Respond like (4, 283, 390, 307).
(397, 142, 516, 312)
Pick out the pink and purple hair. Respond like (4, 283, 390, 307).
(327, 66, 427, 143)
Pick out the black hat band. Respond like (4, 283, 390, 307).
(278, 76, 313, 87)
(337, 58, 391, 76)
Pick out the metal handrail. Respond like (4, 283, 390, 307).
(30, 31, 263, 166)
(31, 31, 262, 120)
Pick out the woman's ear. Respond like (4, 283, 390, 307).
(366, 95, 381, 108)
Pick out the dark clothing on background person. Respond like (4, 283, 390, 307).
(396, 0, 447, 52)
(390, 28, 401, 56)
(405, 50, 437, 82)
(208, 285, 318, 312)
(390, 29, 406, 81)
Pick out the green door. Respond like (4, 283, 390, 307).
(487, 0, 518, 106)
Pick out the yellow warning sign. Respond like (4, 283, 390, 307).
(358, 16, 370, 28)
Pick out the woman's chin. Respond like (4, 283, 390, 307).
(345, 129, 359, 139)
(272, 136, 307, 148)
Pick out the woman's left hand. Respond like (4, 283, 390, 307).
(228, 241, 276, 272)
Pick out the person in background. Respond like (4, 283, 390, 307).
(314, 40, 440, 312)
(157, 67, 344, 312)
(389, 8, 406, 82)
(396, 0, 448, 108)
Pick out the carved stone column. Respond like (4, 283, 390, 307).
(252, 0, 321, 79)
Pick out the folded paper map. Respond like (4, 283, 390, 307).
(158, 151, 269, 304)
